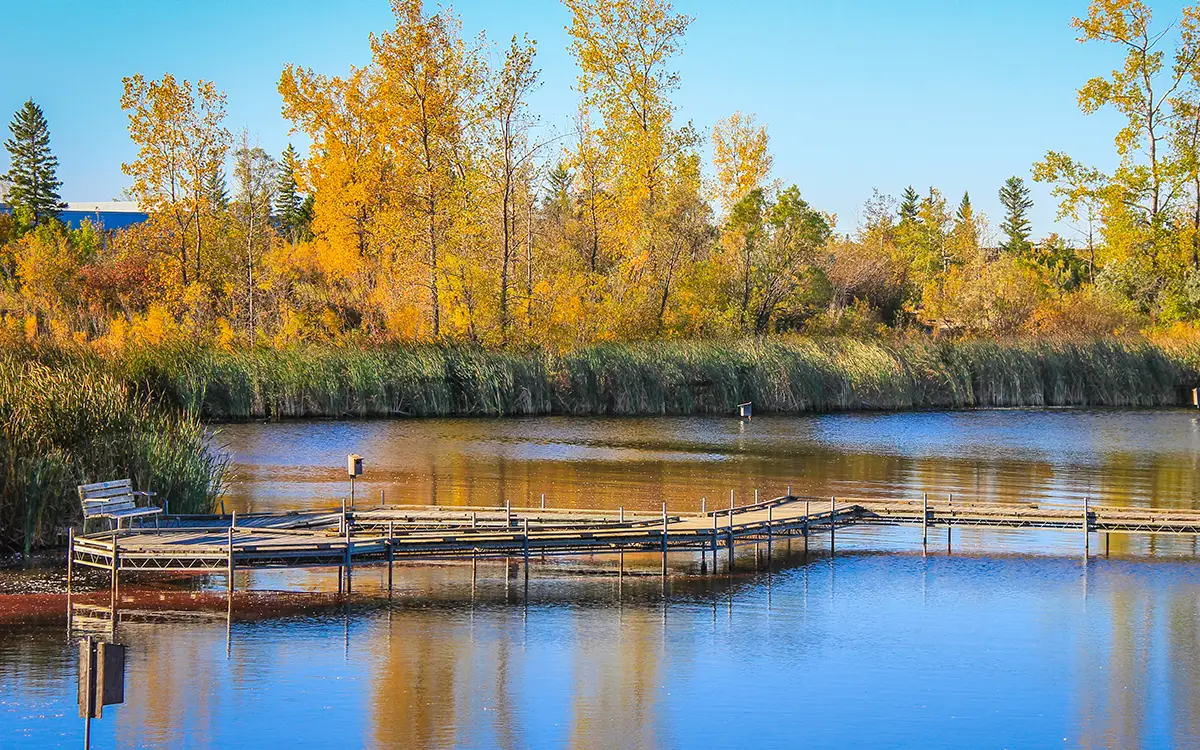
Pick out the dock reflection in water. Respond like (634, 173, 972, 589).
(6, 409, 1200, 747)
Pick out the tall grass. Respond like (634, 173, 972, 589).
(0, 359, 226, 557)
(102, 336, 1197, 420)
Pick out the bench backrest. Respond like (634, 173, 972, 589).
(79, 479, 135, 517)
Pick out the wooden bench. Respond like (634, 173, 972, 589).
(79, 479, 162, 533)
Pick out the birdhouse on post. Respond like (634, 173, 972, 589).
(347, 454, 363, 508)
(738, 402, 753, 420)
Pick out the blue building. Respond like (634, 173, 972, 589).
(0, 201, 149, 230)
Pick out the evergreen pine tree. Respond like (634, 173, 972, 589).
(275, 144, 305, 243)
(955, 191, 973, 224)
(999, 176, 1034, 255)
(206, 169, 229, 212)
(3, 99, 64, 224)
(899, 185, 920, 223)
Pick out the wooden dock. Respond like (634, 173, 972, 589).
(67, 494, 1200, 596)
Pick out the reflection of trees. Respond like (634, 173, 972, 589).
(567, 609, 663, 750)
(370, 608, 528, 750)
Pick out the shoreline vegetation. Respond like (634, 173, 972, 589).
(27, 334, 1200, 421)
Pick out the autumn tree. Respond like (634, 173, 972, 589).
(712, 111, 772, 214)
(121, 73, 231, 286)
(232, 132, 277, 342)
(485, 35, 540, 341)
(3, 100, 64, 226)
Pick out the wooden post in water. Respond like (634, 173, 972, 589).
(226, 525, 235, 595)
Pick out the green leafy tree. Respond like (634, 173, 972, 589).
(3, 100, 65, 225)
(206, 169, 229, 213)
(999, 176, 1034, 255)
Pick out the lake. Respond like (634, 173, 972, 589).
(5, 409, 1200, 748)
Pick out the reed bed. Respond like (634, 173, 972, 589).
(103, 336, 1196, 420)
(0, 359, 226, 558)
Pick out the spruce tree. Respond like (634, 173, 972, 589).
(955, 191, 973, 223)
(3, 99, 64, 224)
(275, 144, 305, 243)
(206, 169, 229, 212)
(999, 176, 1034, 255)
(899, 185, 920, 223)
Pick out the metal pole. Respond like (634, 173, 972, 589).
(387, 520, 394, 593)
(787, 485, 792, 499)
(730, 489, 735, 512)
(619, 506, 625, 524)
(227, 525, 234, 594)
(66, 527, 74, 634)
(344, 511, 352, 595)
(922, 493, 928, 548)
(701, 496, 706, 515)
(506, 499, 512, 528)
(661, 502, 668, 578)
(767, 505, 773, 569)
(712, 512, 718, 572)
(1083, 495, 1090, 557)
(381, 489, 385, 507)
(522, 517, 530, 587)
(541, 493, 546, 510)
(728, 509, 735, 570)
(830, 496, 836, 553)
(804, 499, 810, 539)
(231, 510, 237, 530)
(340, 498, 346, 535)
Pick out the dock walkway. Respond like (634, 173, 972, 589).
(68, 494, 1200, 596)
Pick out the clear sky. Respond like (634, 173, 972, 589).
(0, 0, 1180, 240)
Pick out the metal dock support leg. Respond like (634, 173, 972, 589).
(830, 497, 836, 555)
(227, 525, 235, 595)
(922, 493, 928, 550)
(387, 520, 395, 594)
(711, 512, 718, 573)
(1083, 496, 1090, 557)
(767, 505, 773, 570)
(66, 528, 74, 634)
(727, 510, 735, 570)
(661, 503, 668, 579)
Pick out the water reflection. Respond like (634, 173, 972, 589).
(218, 410, 1200, 517)
(4, 553, 1200, 747)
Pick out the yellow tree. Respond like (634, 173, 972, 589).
(373, 0, 483, 339)
(564, 0, 693, 286)
(485, 35, 540, 341)
(121, 73, 230, 287)
(711, 111, 772, 215)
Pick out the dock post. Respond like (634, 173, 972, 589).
(701, 496, 706, 515)
(522, 517, 530, 588)
(506, 499, 512, 528)
(66, 528, 74, 634)
(472, 512, 477, 530)
(711, 512, 718, 573)
(922, 493, 929, 549)
(381, 489, 385, 507)
(661, 503, 668, 578)
(1083, 496, 1090, 557)
(344, 514, 352, 595)
(231, 511, 236, 530)
(754, 489, 759, 505)
(830, 497, 836, 554)
(947, 525, 952, 554)
(227, 525, 235, 595)
(767, 505, 773, 570)
(541, 493, 546, 510)
(619, 506, 625, 524)
(728, 509, 735, 570)
(340, 499, 346, 535)
(110, 538, 120, 638)
(1105, 532, 1110, 557)
(731, 489, 735, 512)
(804, 499, 810, 538)
(787, 485, 792, 500)
(387, 520, 394, 593)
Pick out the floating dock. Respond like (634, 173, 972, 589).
(67, 494, 1200, 598)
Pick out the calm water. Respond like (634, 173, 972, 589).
(6, 409, 1200, 748)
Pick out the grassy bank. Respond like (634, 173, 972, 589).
(98, 336, 1197, 420)
(0, 360, 226, 558)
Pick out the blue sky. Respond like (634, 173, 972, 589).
(0, 0, 1175, 240)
